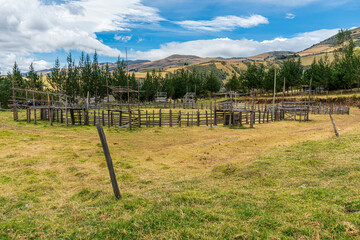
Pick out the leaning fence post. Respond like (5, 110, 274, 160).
(95, 123, 121, 199)
(329, 112, 339, 137)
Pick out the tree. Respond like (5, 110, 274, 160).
(47, 58, 62, 92)
(11, 62, 24, 89)
(26, 63, 43, 91)
(0, 76, 11, 108)
(225, 74, 240, 91)
(280, 58, 303, 91)
(205, 70, 221, 93)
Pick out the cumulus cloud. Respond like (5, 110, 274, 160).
(175, 15, 269, 31)
(286, 13, 296, 19)
(131, 29, 339, 60)
(0, 0, 163, 72)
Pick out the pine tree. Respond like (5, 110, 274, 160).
(205, 70, 221, 93)
(47, 58, 61, 91)
(27, 63, 43, 91)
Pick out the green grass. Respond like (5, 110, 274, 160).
(0, 110, 360, 239)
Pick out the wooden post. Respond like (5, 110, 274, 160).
(187, 112, 190, 126)
(120, 111, 123, 126)
(146, 110, 148, 127)
(83, 109, 86, 125)
(152, 110, 155, 127)
(197, 111, 200, 126)
(329, 112, 339, 137)
(250, 111, 253, 128)
(272, 67, 277, 118)
(178, 111, 181, 127)
(102, 110, 105, 126)
(96, 123, 121, 199)
(210, 102, 213, 128)
(129, 110, 132, 130)
(94, 111, 96, 126)
(170, 109, 172, 127)
(111, 111, 114, 126)
(214, 101, 217, 125)
(159, 109, 162, 127)
(192, 111, 194, 126)
(79, 110, 82, 126)
(65, 97, 68, 126)
(206, 110, 208, 126)
(239, 112, 243, 126)
(108, 110, 110, 128)
(138, 109, 141, 128)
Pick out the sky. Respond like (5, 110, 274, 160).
(0, 0, 359, 73)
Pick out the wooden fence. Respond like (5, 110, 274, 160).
(23, 107, 286, 129)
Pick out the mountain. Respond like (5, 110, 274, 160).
(298, 27, 360, 65)
(34, 27, 359, 79)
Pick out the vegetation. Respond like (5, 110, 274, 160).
(0, 108, 360, 238)
(1, 29, 360, 108)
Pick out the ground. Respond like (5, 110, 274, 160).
(0, 108, 360, 239)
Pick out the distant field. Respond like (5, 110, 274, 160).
(1, 108, 360, 238)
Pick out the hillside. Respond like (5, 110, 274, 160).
(298, 27, 360, 65)
(36, 27, 360, 80)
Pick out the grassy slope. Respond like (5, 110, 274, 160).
(1, 109, 360, 239)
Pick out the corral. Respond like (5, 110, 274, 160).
(10, 88, 350, 130)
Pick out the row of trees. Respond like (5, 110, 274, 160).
(0, 30, 359, 108)
(46, 51, 222, 102)
(225, 30, 360, 93)
(0, 62, 43, 108)
(0, 51, 222, 107)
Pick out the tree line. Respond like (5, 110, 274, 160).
(0, 30, 359, 108)
(225, 30, 360, 94)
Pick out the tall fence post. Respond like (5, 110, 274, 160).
(95, 123, 121, 199)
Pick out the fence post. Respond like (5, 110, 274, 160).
(187, 112, 190, 126)
(34, 109, 37, 125)
(102, 110, 105, 126)
(250, 111, 253, 128)
(210, 102, 213, 127)
(152, 110, 155, 127)
(129, 110, 132, 130)
(138, 109, 141, 128)
(170, 109, 172, 127)
(159, 109, 162, 127)
(95, 123, 121, 199)
(239, 112, 243, 126)
(94, 111, 96, 126)
(206, 110, 208, 126)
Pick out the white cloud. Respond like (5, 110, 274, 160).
(251, 0, 317, 7)
(114, 35, 133, 43)
(175, 15, 269, 31)
(0, 0, 163, 72)
(131, 29, 339, 60)
(286, 13, 296, 19)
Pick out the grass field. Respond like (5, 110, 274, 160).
(1, 108, 360, 239)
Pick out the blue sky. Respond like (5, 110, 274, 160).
(0, 0, 359, 72)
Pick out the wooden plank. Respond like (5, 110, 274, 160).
(95, 123, 121, 199)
